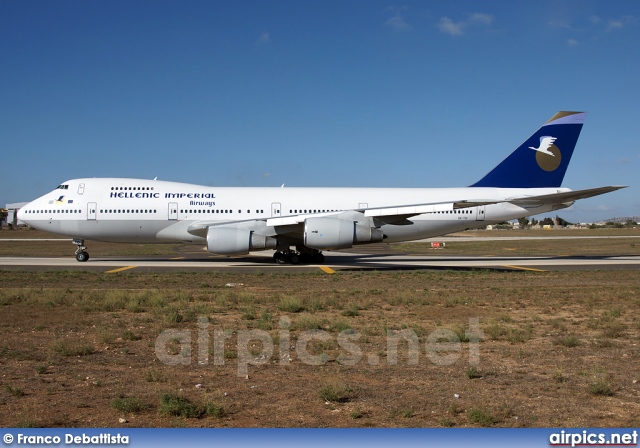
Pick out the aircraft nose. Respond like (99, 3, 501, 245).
(16, 202, 33, 223)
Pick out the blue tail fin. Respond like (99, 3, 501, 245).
(471, 111, 586, 188)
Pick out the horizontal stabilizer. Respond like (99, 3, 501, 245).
(507, 186, 627, 207)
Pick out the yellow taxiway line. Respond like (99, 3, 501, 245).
(105, 266, 137, 274)
(319, 266, 336, 274)
(501, 264, 546, 272)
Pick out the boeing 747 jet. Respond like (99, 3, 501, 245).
(18, 112, 625, 264)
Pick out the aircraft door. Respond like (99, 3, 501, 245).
(271, 202, 281, 217)
(169, 203, 178, 220)
(88, 203, 97, 220)
(476, 205, 485, 221)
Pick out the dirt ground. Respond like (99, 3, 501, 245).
(0, 267, 639, 428)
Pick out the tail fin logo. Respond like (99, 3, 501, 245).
(529, 136, 562, 172)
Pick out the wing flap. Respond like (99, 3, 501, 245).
(364, 204, 446, 218)
(363, 200, 502, 219)
(266, 212, 338, 227)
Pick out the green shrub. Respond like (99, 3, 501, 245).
(278, 297, 305, 313)
(159, 393, 202, 418)
(319, 381, 354, 403)
(112, 397, 146, 414)
(554, 335, 581, 347)
(468, 408, 496, 426)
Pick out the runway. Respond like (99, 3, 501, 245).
(1, 251, 639, 273)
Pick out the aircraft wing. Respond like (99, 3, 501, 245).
(506, 186, 627, 207)
(188, 198, 500, 237)
(265, 199, 501, 227)
(188, 185, 626, 237)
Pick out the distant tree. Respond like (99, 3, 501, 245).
(541, 217, 554, 226)
(626, 219, 635, 227)
(518, 217, 530, 228)
(555, 215, 572, 227)
(0, 209, 7, 227)
(531, 218, 539, 227)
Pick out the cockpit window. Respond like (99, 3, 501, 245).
(56, 184, 69, 190)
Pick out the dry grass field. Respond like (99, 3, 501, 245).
(1, 227, 639, 428)
(0, 266, 639, 428)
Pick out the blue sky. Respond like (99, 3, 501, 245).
(1, 0, 638, 222)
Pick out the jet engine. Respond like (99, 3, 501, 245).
(206, 227, 277, 255)
(304, 217, 384, 250)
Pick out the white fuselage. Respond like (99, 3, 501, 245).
(18, 178, 566, 246)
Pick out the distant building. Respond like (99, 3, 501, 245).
(5, 202, 28, 226)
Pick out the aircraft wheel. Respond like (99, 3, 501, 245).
(76, 251, 89, 262)
(289, 254, 300, 265)
(274, 252, 287, 264)
(313, 253, 325, 264)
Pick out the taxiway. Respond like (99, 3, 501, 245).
(1, 251, 639, 274)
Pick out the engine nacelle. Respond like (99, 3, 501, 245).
(206, 227, 277, 255)
(354, 224, 384, 244)
(304, 217, 384, 250)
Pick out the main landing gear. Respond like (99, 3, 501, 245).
(73, 238, 89, 262)
(273, 248, 324, 265)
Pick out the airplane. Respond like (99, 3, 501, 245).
(17, 111, 625, 264)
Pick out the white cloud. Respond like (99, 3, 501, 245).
(469, 13, 493, 26)
(438, 13, 494, 36)
(548, 14, 636, 46)
(618, 157, 632, 165)
(257, 32, 270, 45)
(548, 19, 573, 30)
(549, 14, 636, 32)
(438, 17, 464, 36)
(385, 14, 413, 32)
(606, 16, 636, 31)
(608, 19, 625, 30)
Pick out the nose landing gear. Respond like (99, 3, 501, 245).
(73, 238, 90, 262)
